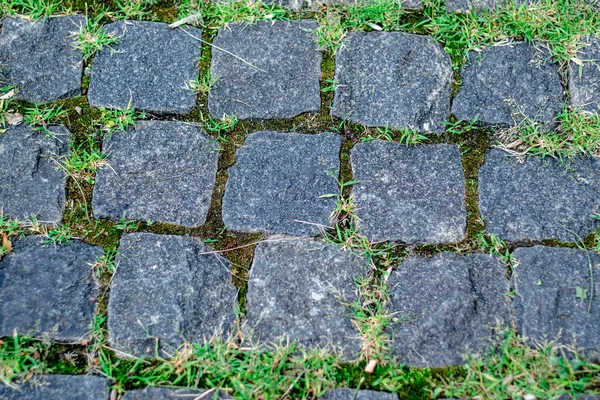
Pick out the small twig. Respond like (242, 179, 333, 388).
(168, 13, 203, 29)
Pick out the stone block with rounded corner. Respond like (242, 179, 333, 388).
(244, 238, 366, 360)
(389, 253, 510, 367)
(351, 141, 466, 243)
(0, 375, 109, 400)
(0, 236, 102, 341)
(222, 131, 340, 236)
(569, 36, 600, 114)
(0, 124, 70, 223)
(88, 21, 201, 114)
(479, 149, 600, 242)
(92, 121, 219, 227)
(321, 388, 398, 400)
(332, 32, 452, 133)
(108, 233, 237, 358)
(512, 246, 600, 361)
(123, 387, 231, 399)
(0, 15, 84, 104)
(209, 20, 321, 120)
(452, 42, 564, 131)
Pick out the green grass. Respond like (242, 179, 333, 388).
(72, 11, 119, 61)
(23, 105, 67, 136)
(97, 106, 144, 134)
(0, 0, 65, 20)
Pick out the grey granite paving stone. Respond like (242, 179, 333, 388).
(569, 36, 600, 114)
(244, 238, 366, 359)
(446, 0, 510, 12)
(321, 388, 398, 400)
(123, 387, 231, 399)
(0, 15, 84, 104)
(88, 21, 201, 114)
(0, 124, 70, 223)
(92, 121, 219, 227)
(351, 141, 466, 243)
(0, 375, 109, 399)
(222, 131, 340, 236)
(479, 149, 600, 242)
(332, 32, 452, 133)
(209, 20, 321, 120)
(389, 253, 510, 367)
(0, 236, 103, 341)
(263, 0, 422, 8)
(512, 246, 600, 361)
(452, 42, 564, 131)
(108, 233, 237, 358)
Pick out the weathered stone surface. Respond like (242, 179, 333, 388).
(0, 375, 109, 399)
(209, 20, 321, 120)
(108, 233, 236, 357)
(513, 246, 600, 361)
(0, 124, 70, 223)
(479, 149, 600, 242)
(264, 0, 422, 9)
(0, 236, 102, 341)
(123, 387, 231, 399)
(92, 121, 219, 227)
(222, 131, 340, 236)
(569, 36, 600, 114)
(452, 42, 564, 131)
(0, 15, 84, 104)
(351, 141, 466, 243)
(321, 388, 398, 400)
(446, 0, 507, 12)
(390, 253, 510, 367)
(244, 238, 365, 359)
(88, 21, 201, 114)
(332, 32, 452, 133)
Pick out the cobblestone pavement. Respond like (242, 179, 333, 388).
(1, 5, 600, 399)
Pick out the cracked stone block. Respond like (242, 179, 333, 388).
(92, 121, 219, 227)
(244, 238, 366, 359)
(0, 236, 102, 341)
(351, 141, 466, 243)
(513, 246, 600, 361)
(0, 15, 84, 104)
(123, 387, 231, 399)
(222, 131, 340, 236)
(108, 233, 237, 357)
(452, 42, 564, 131)
(0, 375, 109, 400)
(569, 36, 600, 114)
(479, 149, 600, 242)
(332, 32, 452, 133)
(390, 253, 510, 367)
(321, 389, 398, 400)
(0, 124, 70, 223)
(88, 21, 201, 114)
(209, 20, 321, 120)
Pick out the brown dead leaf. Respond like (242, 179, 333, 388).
(2, 233, 12, 253)
(0, 89, 15, 100)
(5, 112, 23, 126)
(0, 339, 4, 345)
(365, 359, 378, 373)
(110, 388, 118, 400)
(571, 56, 584, 66)
(74, 106, 83, 115)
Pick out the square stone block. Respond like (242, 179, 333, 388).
(569, 36, 600, 114)
(0, 375, 109, 400)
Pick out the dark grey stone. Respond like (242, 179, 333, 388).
(479, 149, 600, 242)
(88, 21, 201, 114)
(0, 15, 84, 104)
(123, 387, 231, 399)
(446, 0, 508, 12)
(92, 121, 219, 227)
(351, 141, 466, 243)
(320, 388, 397, 400)
(244, 238, 366, 359)
(0, 124, 70, 223)
(513, 246, 600, 361)
(452, 42, 564, 131)
(332, 32, 452, 134)
(390, 253, 510, 367)
(209, 20, 321, 120)
(0, 236, 102, 341)
(569, 36, 600, 114)
(0, 375, 109, 400)
(222, 131, 340, 236)
(108, 233, 237, 358)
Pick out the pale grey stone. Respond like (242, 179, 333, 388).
(209, 20, 321, 120)
(332, 32, 452, 133)
(108, 233, 237, 358)
(569, 36, 600, 114)
(0, 236, 102, 341)
(321, 388, 398, 400)
(0, 375, 109, 400)
(351, 141, 466, 243)
(123, 387, 231, 399)
(92, 121, 219, 227)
